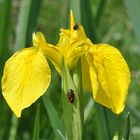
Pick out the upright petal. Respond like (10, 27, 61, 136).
(2, 48, 51, 117)
(87, 44, 131, 114)
(70, 10, 75, 32)
(32, 32, 46, 49)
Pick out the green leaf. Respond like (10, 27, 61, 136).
(113, 132, 119, 140)
(94, 104, 111, 140)
(14, 0, 42, 51)
(123, 113, 130, 140)
(70, 0, 81, 22)
(80, 0, 99, 43)
(61, 59, 83, 140)
(95, 0, 107, 25)
(14, 0, 33, 51)
(43, 95, 65, 140)
(0, 0, 11, 71)
(0, 0, 11, 54)
(32, 104, 40, 140)
(84, 98, 94, 123)
(126, 104, 140, 124)
(0, 0, 12, 139)
(124, 0, 140, 45)
(26, 0, 42, 46)
(8, 115, 18, 140)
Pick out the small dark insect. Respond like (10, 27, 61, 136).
(73, 23, 79, 30)
(67, 89, 75, 103)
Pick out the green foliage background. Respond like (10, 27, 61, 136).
(0, 0, 140, 140)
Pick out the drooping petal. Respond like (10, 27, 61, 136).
(33, 32, 62, 75)
(2, 48, 51, 117)
(87, 44, 131, 114)
(44, 45, 62, 75)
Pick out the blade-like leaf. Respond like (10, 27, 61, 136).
(96, 0, 107, 25)
(84, 98, 94, 123)
(94, 104, 111, 140)
(0, 0, 11, 71)
(80, 0, 99, 43)
(126, 104, 140, 124)
(26, 0, 42, 46)
(32, 104, 40, 140)
(14, 0, 33, 51)
(123, 113, 130, 140)
(8, 115, 18, 140)
(124, 0, 140, 45)
(43, 95, 65, 140)
(0, 0, 12, 139)
(70, 0, 81, 22)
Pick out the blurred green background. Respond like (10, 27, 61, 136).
(0, 0, 140, 140)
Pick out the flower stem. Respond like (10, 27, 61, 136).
(61, 59, 84, 140)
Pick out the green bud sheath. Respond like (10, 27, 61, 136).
(61, 59, 84, 140)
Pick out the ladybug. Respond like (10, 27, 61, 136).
(67, 89, 75, 103)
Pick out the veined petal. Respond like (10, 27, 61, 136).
(45, 45, 62, 75)
(81, 56, 92, 92)
(87, 44, 131, 114)
(2, 47, 51, 117)
(33, 32, 62, 75)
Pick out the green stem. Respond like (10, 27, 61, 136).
(72, 60, 84, 134)
(61, 59, 84, 140)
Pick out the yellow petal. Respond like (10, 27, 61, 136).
(2, 48, 51, 117)
(67, 45, 88, 70)
(70, 10, 75, 32)
(57, 29, 71, 57)
(70, 24, 87, 45)
(32, 32, 46, 49)
(45, 45, 62, 75)
(33, 32, 62, 75)
(81, 56, 92, 92)
(87, 44, 131, 114)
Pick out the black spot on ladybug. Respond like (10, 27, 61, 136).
(73, 23, 79, 30)
(67, 89, 75, 103)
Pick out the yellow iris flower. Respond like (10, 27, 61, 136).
(1, 11, 130, 117)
